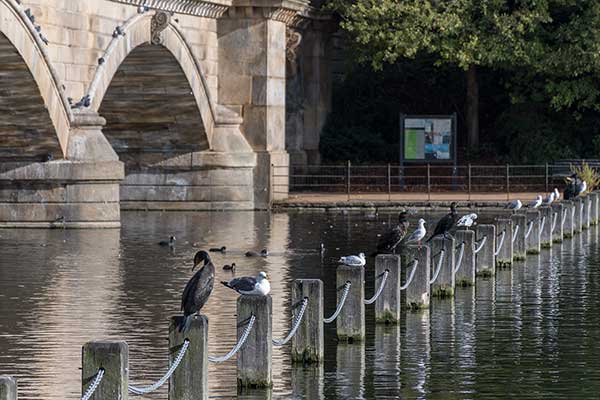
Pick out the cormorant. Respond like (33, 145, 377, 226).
(375, 211, 410, 255)
(426, 202, 458, 242)
(179, 251, 215, 332)
(245, 249, 269, 257)
(159, 236, 176, 247)
(223, 263, 236, 271)
(221, 271, 271, 295)
(209, 246, 226, 253)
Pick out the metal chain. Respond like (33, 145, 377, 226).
(474, 236, 487, 254)
(208, 316, 256, 363)
(524, 221, 534, 240)
(129, 339, 190, 395)
(324, 282, 351, 323)
(364, 270, 389, 305)
(429, 249, 445, 284)
(453, 242, 465, 274)
(400, 260, 418, 290)
(82, 368, 104, 400)
(512, 225, 520, 244)
(494, 230, 506, 257)
(551, 212, 558, 232)
(273, 298, 309, 346)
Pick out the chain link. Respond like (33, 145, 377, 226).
(273, 298, 309, 346)
(208, 315, 256, 363)
(82, 368, 104, 400)
(324, 282, 351, 323)
(364, 270, 389, 305)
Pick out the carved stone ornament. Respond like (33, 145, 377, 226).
(286, 27, 303, 64)
(151, 11, 171, 45)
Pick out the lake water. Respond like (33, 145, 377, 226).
(1, 210, 600, 399)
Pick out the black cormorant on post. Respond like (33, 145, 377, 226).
(564, 174, 585, 200)
(374, 211, 410, 255)
(426, 202, 458, 242)
(179, 251, 215, 333)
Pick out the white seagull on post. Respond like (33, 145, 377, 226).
(456, 213, 478, 228)
(405, 218, 427, 246)
(528, 195, 542, 209)
(506, 199, 522, 211)
(338, 253, 366, 267)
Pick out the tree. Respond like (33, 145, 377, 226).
(328, 0, 549, 150)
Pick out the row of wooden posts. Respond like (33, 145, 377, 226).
(1, 193, 598, 400)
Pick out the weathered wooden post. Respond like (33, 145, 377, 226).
(583, 195, 591, 230)
(430, 237, 455, 297)
(454, 230, 475, 286)
(475, 224, 496, 277)
(539, 206, 553, 248)
(403, 245, 430, 310)
(551, 203, 564, 243)
(336, 265, 365, 341)
(0, 377, 17, 400)
(292, 279, 323, 363)
(169, 315, 208, 400)
(495, 219, 513, 267)
(574, 198, 583, 234)
(82, 341, 128, 400)
(526, 210, 541, 255)
(563, 200, 575, 238)
(510, 214, 527, 260)
(374, 255, 401, 323)
(237, 295, 272, 388)
(591, 192, 599, 225)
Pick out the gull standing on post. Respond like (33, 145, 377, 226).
(543, 192, 555, 205)
(338, 253, 366, 267)
(406, 218, 427, 246)
(506, 199, 522, 211)
(528, 195, 542, 209)
(221, 272, 271, 295)
(554, 188, 560, 201)
(456, 213, 478, 228)
(179, 251, 215, 332)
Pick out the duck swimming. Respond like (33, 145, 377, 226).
(245, 249, 269, 257)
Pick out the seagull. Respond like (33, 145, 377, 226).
(506, 199, 522, 211)
(179, 251, 215, 332)
(578, 180, 587, 196)
(158, 236, 176, 247)
(456, 213, 478, 227)
(209, 246, 227, 253)
(374, 211, 410, 255)
(223, 263, 236, 271)
(427, 202, 458, 242)
(406, 219, 426, 246)
(543, 192, 555, 205)
(338, 253, 366, 267)
(554, 188, 560, 201)
(246, 249, 268, 257)
(221, 271, 271, 295)
(528, 195, 542, 209)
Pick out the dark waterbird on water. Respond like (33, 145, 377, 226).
(426, 202, 458, 242)
(159, 236, 176, 247)
(223, 262, 236, 271)
(209, 246, 227, 253)
(373, 211, 410, 256)
(179, 251, 215, 333)
(246, 249, 269, 257)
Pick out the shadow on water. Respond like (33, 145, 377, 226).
(1, 211, 600, 399)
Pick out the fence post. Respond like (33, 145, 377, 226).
(591, 192, 599, 225)
(475, 224, 496, 277)
(169, 315, 208, 400)
(563, 200, 575, 238)
(454, 230, 475, 286)
(526, 210, 541, 255)
(582, 195, 591, 230)
(375, 255, 401, 323)
(346, 160, 351, 201)
(82, 341, 129, 400)
(387, 163, 391, 201)
(511, 213, 527, 260)
(336, 265, 365, 342)
(506, 164, 510, 201)
(551, 203, 564, 243)
(403, 245, 430, 310)
(539, 206, 553, 248)
(427, 164, 431, 201)
(468, 164, 472, 201)
(0, 377, 17, 400)
(574, 198, 583, 234)
(237, 295, 272, 388)
(430, 237, 455, 297)
(292, 279, 323, 364)
(495, 218, 513, 267)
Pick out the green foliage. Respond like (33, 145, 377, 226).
(571, 162, 600, 192)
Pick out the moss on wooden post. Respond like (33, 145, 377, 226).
(292, 279, 323, 364)
(374, 255, 401, 323)
(237, 295, 272, 388)
(336, 265, 365, 342)
(169, 315, 208, 400)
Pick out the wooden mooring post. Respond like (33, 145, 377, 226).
(551, 203, 564, 243)
(574, 198, 584, 234)
(539, 206, 553, 248)
(0, 377, 17, 400)
(475, 224, 496, 277)
(336, 265, 365, 342)
(374, 255, 401, 324)
(82, 341, 129, 400)
(169, 315, 208, 400)
(454, 230, 475, 286)
(495, 219, 513, 267)
(430, 237, 455, 297)
(563, 200, 575, 238)
(526, 210, 541, 255)
(511, 214, 526, 261)
(292, 279, 323, 364)
(237, 295, 272, 388)
(403, 245, 430, 310)
(591, 192, 599, 225)
(583, 195, 591, 230)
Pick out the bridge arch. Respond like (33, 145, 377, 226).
(0, 0, 73, 158)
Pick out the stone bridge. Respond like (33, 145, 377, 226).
(0, 0, 333, 227)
